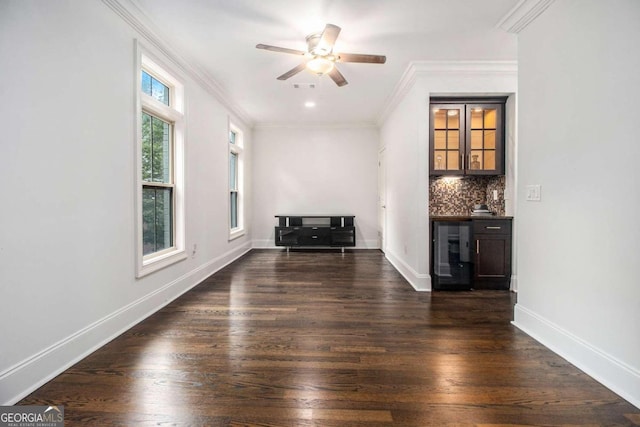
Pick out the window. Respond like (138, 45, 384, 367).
(136, 45, 186, 277)
(229, 125, 244, 239)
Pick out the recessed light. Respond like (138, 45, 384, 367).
(304, 101, 316, 108)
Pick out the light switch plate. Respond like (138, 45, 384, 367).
(526, 184, 541, 201)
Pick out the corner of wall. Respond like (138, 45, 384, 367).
(0, 243, 251, 405)
(384, 250, 431, 291)
(513, 304, 640, 409)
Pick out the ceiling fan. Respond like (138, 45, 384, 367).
(256, 23, 386, 87)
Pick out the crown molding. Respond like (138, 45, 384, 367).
(253, 121, 378, 131)
(377, 60, 518, 125)
(101, 0, 254, 128)
(496, 0, 555, 34)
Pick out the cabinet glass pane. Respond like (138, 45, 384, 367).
(434, 130, 446, 149)
(484, 108, 497, 128)
(434, 151, 446, 170)
(447, 151, 459, 170)
(447, 130, 459, 149)
(447, 110, 459, 129)
(484, 130, 496, 149)
(470, 151, 483, 170)
(470, 130, 483, 149)
(470, 109, 483, 129)
(434, 110, 446, 129)
(484, 150, 496, 170)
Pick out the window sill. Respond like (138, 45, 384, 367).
(229, 228, 245, 242)
(137, 248, 187, 278)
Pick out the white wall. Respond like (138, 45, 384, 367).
(379, 62, 517, 290)
(252, 126, 379, 249)
(513, 0, 640, 408)
(0, 0, 251, 404)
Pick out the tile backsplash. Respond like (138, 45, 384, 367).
(429, 175, 505, 216)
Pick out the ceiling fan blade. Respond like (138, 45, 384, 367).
(318, 24, 341, 52)
(276, 62, 307, 80)
(328, 67, 348, 87)
(337, 53, 387, 64)
(256, 44, 306, 56)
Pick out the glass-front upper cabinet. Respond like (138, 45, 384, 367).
(429, 98, 506, 176)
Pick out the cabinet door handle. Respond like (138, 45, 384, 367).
(486, 226, 501, 230)
(312, 236, 318, 239)
(312, 227, 318, 230)
(476, 240, 480, 254)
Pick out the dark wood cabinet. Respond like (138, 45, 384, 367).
(473, 219, 512, 289)
(429, 97, 506, 176)
(430, 217, 512, 290)
(275, 215, 355, 250)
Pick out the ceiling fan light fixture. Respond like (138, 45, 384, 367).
(306, 57, 335, 75)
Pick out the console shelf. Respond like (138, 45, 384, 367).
(275, 215, 355, 251)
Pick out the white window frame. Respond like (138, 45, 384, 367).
(135, 41, 186, 277)
(229, 121, 244, 240)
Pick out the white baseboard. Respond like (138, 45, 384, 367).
(0, 243, 251, 405)
(384, 250, 431, 291)
(513, 303, 640, 409)
(510, 274, 518, 292)
(251, 239, 380, 250)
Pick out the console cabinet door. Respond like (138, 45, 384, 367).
(275, 227, 300, 246)
(472, 219, 512, 290)
(475, 234, 511, 279)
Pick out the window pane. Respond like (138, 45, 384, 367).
(447, 130, 459, 149)
(143, 187, 173, 255)
(434, 150, 446, 170)
(484, 108, 497, 128)
(470, 109, 484, 129)
(434, 130, 446, 149)
(141, 113, 152, 181)
(142, 113, 171, 184)
(142, 71, 152, 96)
(470, 130, 483, 149)
(229, 152, 237, 190)
(447, 151, 459, 170)
(484, 130, 496, 149)
(470, 151, 483, 170)
(484, 150, 496, 170)
(447, 110, 459, 129)
(230, 192, 238, 229)
(141, 71, 170, 106)
(433, 110, 446, 129)
(151, 77, 170, 106)
(229, 130, 236, 145)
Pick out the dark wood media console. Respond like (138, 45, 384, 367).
(275, 215, 355, 251)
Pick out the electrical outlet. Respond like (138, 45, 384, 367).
(493, 189, 498, 200)
(526, 185, 541, 201)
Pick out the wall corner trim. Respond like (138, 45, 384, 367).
(513, 303, 640, 410)
(496, 0, 556, 34)
(385, 250, 431, 291)
(101, 0, 254, 128)
(0, 244, 252, 405)
(377, 60, 518, 126)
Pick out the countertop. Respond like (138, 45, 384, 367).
(429, 215, 513, 221)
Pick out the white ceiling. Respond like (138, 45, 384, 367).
(130, 0, 519, 126)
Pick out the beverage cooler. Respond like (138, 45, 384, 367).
(432, 221, 472, 290)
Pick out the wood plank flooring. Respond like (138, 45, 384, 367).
(19, 250, 640, 426)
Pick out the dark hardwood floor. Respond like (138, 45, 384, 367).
(19, 250, 640, 426)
